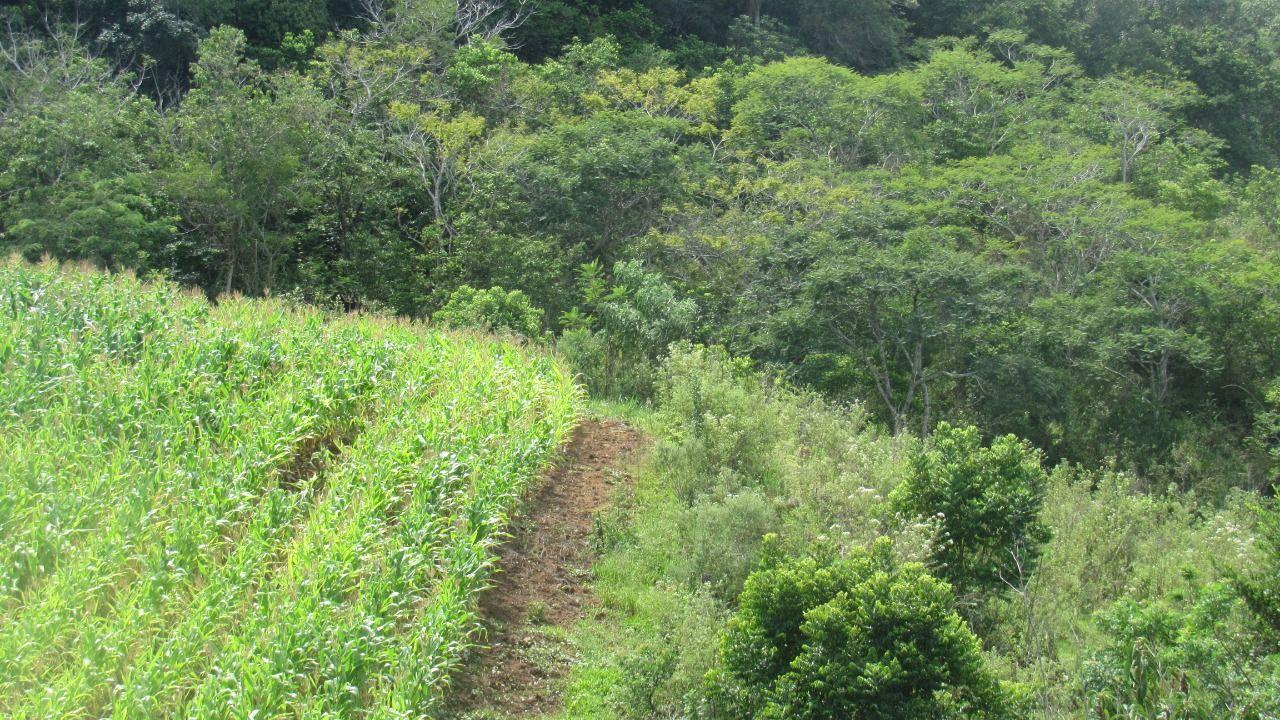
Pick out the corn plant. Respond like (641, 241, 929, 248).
(0, 260, 580, 718)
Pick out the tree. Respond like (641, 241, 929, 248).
(729, 56, 929, 167)
(678, 0, 912, 71)
(0, 29, 173, 272)
(890, 423, 1050, 600)
(163, 27, 327, 295)
(97, 0, 202, 104)
(914, 42, 1068, 161)
(558, 260, 698, 398)
(777, 0, 910, 72)
(387, 99, 486, 247)
(1082, 75, 1196, 183)
(705, 540, 1016, 720)
(1252, 382, 1280, 478)
(489, 109, 684, 263)
(779, 237, 1016, 436)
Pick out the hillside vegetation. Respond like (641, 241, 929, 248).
(562, 346, 1279, 719)
(2, 1, 1278, 483)
(2, 0, 1280, 717)
(0, 259, 579, 718)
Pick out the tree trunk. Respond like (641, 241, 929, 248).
(224, 250, 236, 296)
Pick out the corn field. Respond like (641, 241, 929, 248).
(0, 259, 580, 719)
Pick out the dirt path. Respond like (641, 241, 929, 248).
(445, 419, 645, 719)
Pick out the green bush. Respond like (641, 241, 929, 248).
(890, 423, 1050, 601)
(432, 285, 544, 338)
(1250, 380, 1280, 483)
(655, 343, 781, 492)
(1083, 586, 1280, 719)
(559, 261, 698, 399)
(670, 490, 779, 601)
(1230, 491, 1280, 645)
(705, 539, 1017, 720)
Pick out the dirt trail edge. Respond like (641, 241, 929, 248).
(444, 418, 646, 718)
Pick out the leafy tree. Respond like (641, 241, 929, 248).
(768, 0, 910, 72)
(705, 539, 1016, 720)
(4, 176, 176, 271)
(728, 56, 931, 167)
(490, 109, 685, 263)
(724, 14, 802, 61)
(387, 99, 487, 246)
(1079, 74, 1197, 183)
(777, 236, 1017, 436)
(890, 423, 1050, 599)
(559, 260, 697, 398)
(162, 27, 327, 295)
(729, 56, 862, 163)
(915, 42, 1066, 161)
(958, 0, 1280, 168)
(507, 0, 657, 61)
(446, 38, 520, 112)
(97, 0, 202, 103)
(0, 31, 173, 271)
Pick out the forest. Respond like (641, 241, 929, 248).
(1, 0, 1279, 717)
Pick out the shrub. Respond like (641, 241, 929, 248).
(670, 490, 779, 601)
(1249, 379, 1280, 483)
(890, 423, 1050, 600)
(704, 539, 1017, 720)
(432, 284, 543, 337)
(558, 260, 697, 399)
(1230, 491, 1280, 645)
(656, 343, 781, 492)
(1083, 586, 1280, 719)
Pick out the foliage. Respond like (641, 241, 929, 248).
(1082, 586, 1280, 719)
(2, 11, 1276, 483)
(163, 27, 328, 295)
(890, 423, 1050, 601)
(2, 3, 1280, 719)
(0, 259, 578, 717)
(432, 284, 544, 337)
(558, 348, 1280, 720)
(704, 540, 1016, 720)
(557, 346, 919, 718)
(1251, 381, 1280, 481)
(559, 260, 697, 398)
(1229, 491, 1280, 644)
(985, 467, 1267, 716)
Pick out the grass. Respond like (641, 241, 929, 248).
(0, 259, 580, 719)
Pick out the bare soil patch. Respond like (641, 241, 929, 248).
(444, 418, 646, 718)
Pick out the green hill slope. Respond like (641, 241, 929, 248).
(0, 259, 580, 718)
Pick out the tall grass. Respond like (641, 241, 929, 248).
(0, 259, 579, 718)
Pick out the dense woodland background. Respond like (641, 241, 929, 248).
(2, 0, 1279, 717)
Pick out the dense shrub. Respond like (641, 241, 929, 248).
(704, 540, 1018, 720)
(652, 343, 784, 488)
(1230, 491, 1280, 645)
(1083, 586, 1280, 719)
(432, 285, 543, 337)
(890, 423, 1050, 601)
(559, 261, 698, 399)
